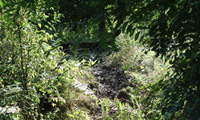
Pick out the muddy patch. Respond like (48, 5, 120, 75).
(89, 62, 134, 119)
(91, 63, 131, 99)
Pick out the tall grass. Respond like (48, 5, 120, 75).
(106, 34, 169, 119)
(108, 34, 168, 86)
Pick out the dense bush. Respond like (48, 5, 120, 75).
(0, 4, 79, 119)
(104, 34, 169, 119)
(108, 34, 168, 86)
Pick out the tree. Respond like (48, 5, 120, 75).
(109, 0, 200, 119)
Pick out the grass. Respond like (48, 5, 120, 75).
(64, 33, 169, 119)
(51, 33, 170, 119)
(107, 34, 168, 87)
(105, 34, 169, 119)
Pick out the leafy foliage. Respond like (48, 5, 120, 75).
(0, 0, 199, 119)
(0, 2, 76, 119)
(87, 0, 200, 119)
(108, 34, 168, 86)
(123, 1, 200, 119)
(98, 98, 142, 120)
(67, 0, 200, 119)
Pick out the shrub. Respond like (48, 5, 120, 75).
(108, 34, 168, 86)
(0, 6, 77, 119)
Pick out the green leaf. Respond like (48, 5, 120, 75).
(135, 31, 140, 40)
(139, 34, 145, 42)
(126, 24, 132, 33)
(129, 28, 136, 37)
(115, 19, 123, 30)
(58, 62, 64, 65)
(38, 23, 42, 28)
(0, 0, 4, 8)
(121, 22, 128, 32)
(45, 51, 50, 57)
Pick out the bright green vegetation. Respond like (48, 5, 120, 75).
(105, 34, 169, 119)
(0, 0, 200, 120)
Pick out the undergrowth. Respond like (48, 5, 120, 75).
(105, 34, 170, 119)
(66, 34, 170, 119)
(0, 5, 170, 119)
(65, 34, 170, 119)
(0, 6, 94, 119)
